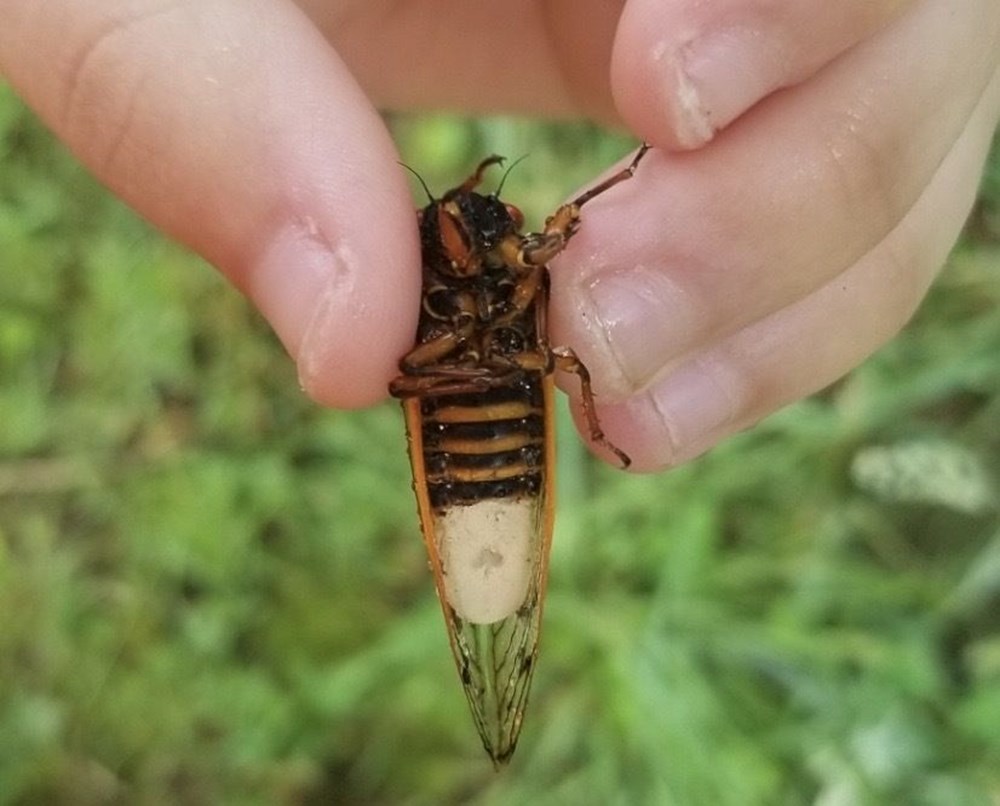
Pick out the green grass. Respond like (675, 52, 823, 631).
(2, 90, 999, 805)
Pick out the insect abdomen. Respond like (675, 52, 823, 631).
(401, 371, 554, 762)
(419, 375, 547, 511)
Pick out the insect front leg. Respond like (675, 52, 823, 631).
(455, 155, 505, 194)
(513, 143, 652, 269)
(552, 345, 632, 469)
(509, 217, 578, 268)
(567, 141, 649, 208)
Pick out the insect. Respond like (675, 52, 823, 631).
(390, 143, 650, 765)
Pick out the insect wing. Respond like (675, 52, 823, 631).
(401, 378, 556, 765)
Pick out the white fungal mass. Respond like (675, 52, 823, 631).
(437, 499, 536, 624)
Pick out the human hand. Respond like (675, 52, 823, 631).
(555, 0, 1000, 470)
(2, 2, 997, 473)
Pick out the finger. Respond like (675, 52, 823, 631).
(300, 0, 626, 122)
(592, 66, 1000, 471)
(612, 0, 912, 148)
(0, 0, 419, 408)
(550, 0, 1000, 402)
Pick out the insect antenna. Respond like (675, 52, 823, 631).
(492, 154, 529, 198)
(398, 162, 435, 203)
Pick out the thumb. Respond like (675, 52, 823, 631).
(0, 1, 419, 407)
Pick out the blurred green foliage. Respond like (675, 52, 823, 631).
(1, 85, 999, 805)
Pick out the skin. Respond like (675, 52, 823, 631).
(1, 1, 998, 472)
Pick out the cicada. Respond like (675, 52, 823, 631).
(390, 143, 649, 765)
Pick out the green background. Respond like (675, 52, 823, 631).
(1, 87, 999, 804)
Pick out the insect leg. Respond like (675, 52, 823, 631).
(390, 365, 526, 398)
(396, 289, 479, 375)
(568, 142, 650, 209)
(454, 155, 506, 195)
(552, 346, 632, 469)
(395, 322, 478, 377)
(512, 142, 652, 268)
(391, 374, 493, 398)
(482, 263, 546, 330)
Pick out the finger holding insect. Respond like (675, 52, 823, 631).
(580, 65, 1000, 472)
(611, 0, 915, 148)
(550, 0, 1000, 410)
(0, 0, 421, 409)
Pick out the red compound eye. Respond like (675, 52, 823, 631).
(505, 203, 524, 230)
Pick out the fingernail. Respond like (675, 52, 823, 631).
(582, 264, 700, 393)
(649, 358, 740, 461)
(671, 27, 786, 145)
(247, 219, 350, 368)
